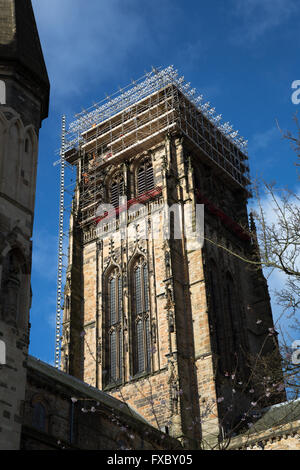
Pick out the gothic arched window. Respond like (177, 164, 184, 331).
(106, 269, 123, 385)
(110, 172, 124, 209)
(225, 272, 245, 373)
(208, 260, 229, 374)
(132, 258, 151, 375)
(137, 158, 154, 195)
(0, 248, 26, 327)
(32, 401, 47, 432)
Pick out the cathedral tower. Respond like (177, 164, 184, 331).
(0, 0, 49, 449)
(61, 67, 282, 448)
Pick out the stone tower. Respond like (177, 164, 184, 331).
(0, 0, 49, 449)
(61, 68, 283, 448)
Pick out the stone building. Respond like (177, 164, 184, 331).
(0, 0, 49, 449)
(22, 356, 181, 450)
(229, 399, 300, 450)
(0, 0, 297, 452)
(60, 67, 285, 448)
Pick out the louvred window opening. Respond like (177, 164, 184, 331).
(137, 160, 154, 195)
(111, 180, 124, 209)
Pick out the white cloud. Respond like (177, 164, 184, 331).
(250, 126, 279, 152)
(230, 0, 297, 44)
(32, 0, 151, 101)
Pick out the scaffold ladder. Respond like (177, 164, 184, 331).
(55, 115, 66, 368)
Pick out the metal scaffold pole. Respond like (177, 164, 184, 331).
(55, 115, 66, 369)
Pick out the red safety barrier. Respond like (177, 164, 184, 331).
(195, 189, 250, 241)
(94, 186, 162, 225)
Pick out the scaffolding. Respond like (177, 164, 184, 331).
(63, 66, 249, 227)
(54, 65, 251, 365)
(54, 117, 77, 368)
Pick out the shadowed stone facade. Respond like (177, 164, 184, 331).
(0, 0, 49, 450)
(229, 399, 300, 450)
(21, 356, 181, 450)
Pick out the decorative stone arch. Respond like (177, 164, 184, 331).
(127, 240, 145, 270)
(103, 165, 124, 187)
(8, 114, 25, 138)
(0, 243, 30, 329)
(2, 225, 30, 259)
(103, 263, 122, 302)
(127, 243, 147, 269)
(103, 262, 122, 330)
(0, 224, 30, 290)
(23, 125, 38, 209)
(130, 151, 153, 175)
(63, 284, 71, 322)
(31, 394, 50, 433)
(128, 253, 152, 377)
(24, 124, 38, 155)
(103, 166, 126, 209)
(4, 116, 25, 201)
(103, 251, 121, 276)
(61, 274, 73, 374)
(131, 153, 154, 197)
(102, 263, 123, 386)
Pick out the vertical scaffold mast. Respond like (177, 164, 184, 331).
(55, 115, 66, 368)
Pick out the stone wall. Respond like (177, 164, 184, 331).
(228, 399, 300, 450)
(22, 356, 181, 451)
(229, 421, 300, 450)
(0, 322, 28, 449)
(0, 107, 38, 450)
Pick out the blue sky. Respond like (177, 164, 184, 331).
(30, 0, 300, 364)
